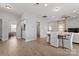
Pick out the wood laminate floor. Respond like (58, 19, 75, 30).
(0, 37, 79, 56)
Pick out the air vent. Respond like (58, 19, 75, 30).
(35, 3, 39, 5)
(42, 16, 47, 18)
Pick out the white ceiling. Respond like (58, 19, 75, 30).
(1, 3, 79, 20)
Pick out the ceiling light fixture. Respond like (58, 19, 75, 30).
(53, 7, 61, 12)
(5, 4, 13, 9)
(55, 7, 60, 11)
(73, 10, 76, 13)
(5, 6, 11, 9)
(44, 4, 48, 7)
(4, 4, 14, 9)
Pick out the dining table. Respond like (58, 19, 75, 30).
(58, 32, 71, 48)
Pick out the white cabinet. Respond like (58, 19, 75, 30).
(73, 33, 79, 43)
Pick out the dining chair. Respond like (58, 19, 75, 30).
(63, 33, 74, 50)
(50, 32, 59, 47)
(73, 33, 79, 43)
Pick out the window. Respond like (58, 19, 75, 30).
(11, 24, 17, 32)
(58, 20, 66, 32)
(48, 26, 52, 31)
(58, 23, 64, 32)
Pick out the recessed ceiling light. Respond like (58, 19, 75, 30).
(73, 10, 76, 13)
(44, 4, 48, 7)
(5, 6, 11, 9)
(53, 7, 61, 12)
(55, 7, 61, 11)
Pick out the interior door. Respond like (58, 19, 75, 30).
(21, 24, 26, 39)
(37, 22, 40, 38)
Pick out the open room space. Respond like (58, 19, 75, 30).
(0, 3, 79, 56)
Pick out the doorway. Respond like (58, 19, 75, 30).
(8, 24, 17, 39)
(21, 24, 26, 39)
(37, 22, 40, 38)
(0, 19, 2, 41)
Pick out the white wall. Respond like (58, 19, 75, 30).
(39, 19, 48, 38)
(0, 11, 20, 41)
(20, 19, 26, 39)
(49, 18, 79, 32)
(20, 13, 37, 42)
(48, 21, 58, 32)
(16, 18, 21, 39)
(66, 18, 79, 30)
(20, 15, 79, 41)
(17, 13, 49, 41)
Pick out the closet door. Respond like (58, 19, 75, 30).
(0, 19, 2, 40)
